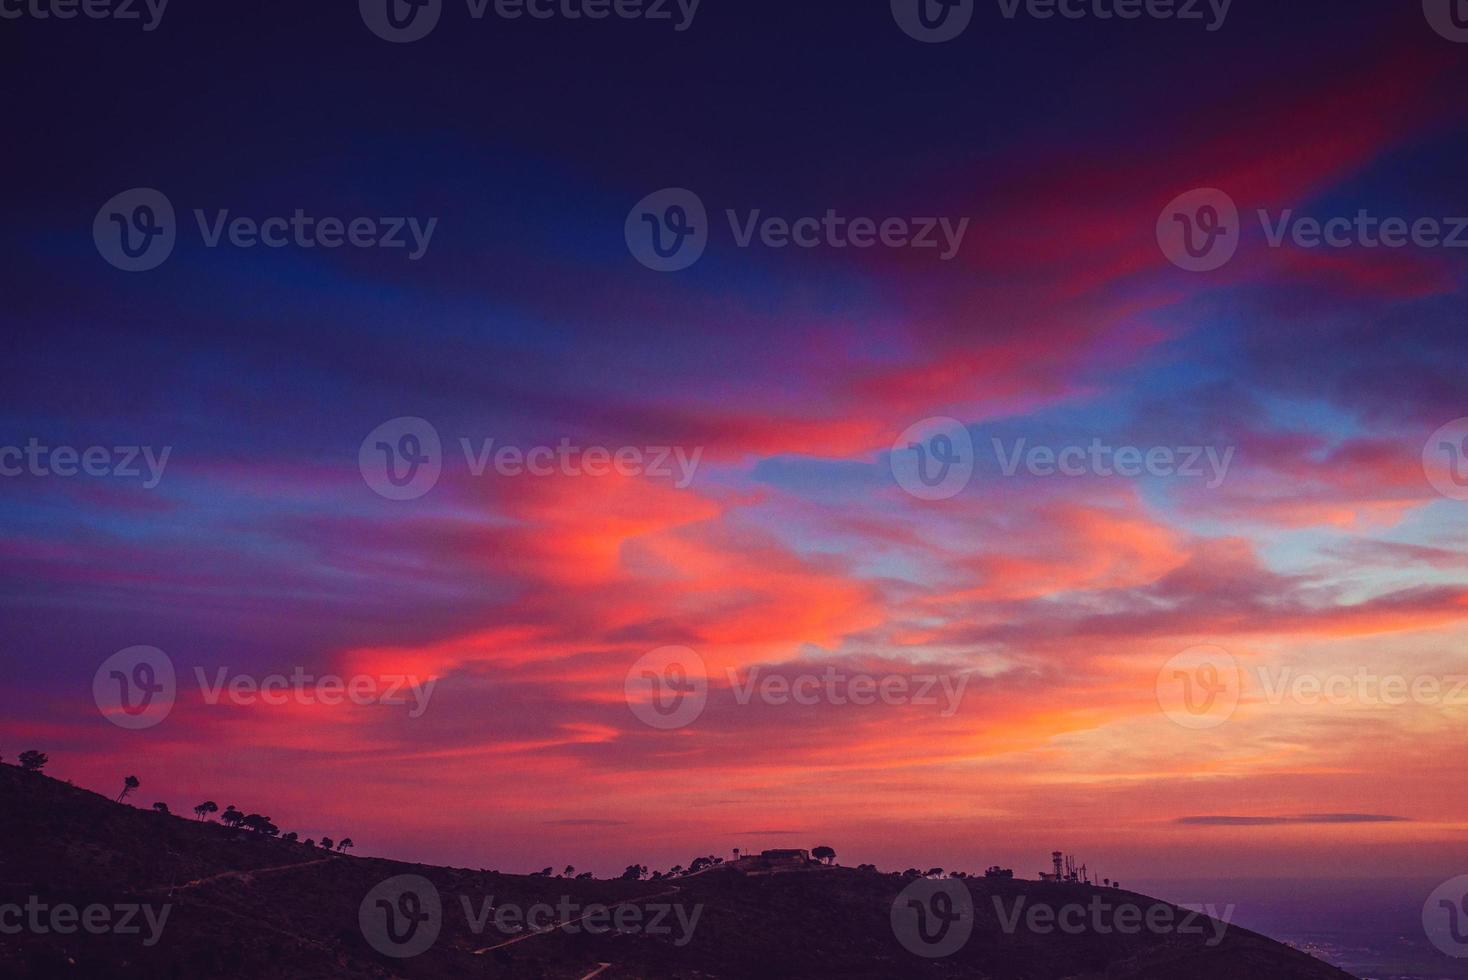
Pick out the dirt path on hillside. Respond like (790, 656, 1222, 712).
(152, 856, 337, 895)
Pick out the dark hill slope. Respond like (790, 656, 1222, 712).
(0, 765, 1356, 979)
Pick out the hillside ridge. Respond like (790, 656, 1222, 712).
(0, 764, 1358, 979)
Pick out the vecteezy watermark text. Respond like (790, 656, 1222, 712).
(890, 417, 1236, 501)
(93, 646, 438, 729)
(624, 647, 972, 730)
(0, 0, 169, 30)
(458, 895, 701, 946)
(359, 875, 702, 958)
(0, 898, 171, 947)
(195, 667, 438, 719)
(1159, 188, 1468, 272)
(626, 188, 970, 271)
(360, 0, 701, 43)
(891, 0, 1231, 44)
(460, 438, 701, 487)
(993, 438, 1233, 487)
(729, 666, 971, 717)
(0, 439, 171, 488)
(994, 0, 1231, 30)
(1157, 645, 1468, 730)
(360, 417, 703, 500)
(993, 895, 1234, 946)
(94, 188, 437, 271)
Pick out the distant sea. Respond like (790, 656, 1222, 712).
(1133, 878, 1468, 980)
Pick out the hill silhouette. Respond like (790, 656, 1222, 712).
(0, 763, 1357, 979)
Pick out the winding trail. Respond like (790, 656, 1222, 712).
(153, 857, 337, 895)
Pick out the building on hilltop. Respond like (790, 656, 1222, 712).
(730, 848, 814, 875)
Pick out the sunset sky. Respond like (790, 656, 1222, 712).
(4, 0, 1468, 882)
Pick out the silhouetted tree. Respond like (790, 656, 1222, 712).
(241, 814, 279, 836)
(564, 865, 575, 877)
(320, 837, 334, 851)
(153, 802, 170, 815)
(620, 864, 647, 880)
(193, 801, 219, 821)
(857, 863, 877, 872)
(575, 871, 593, 880)
(812, 846, 836, 866)
(926, 867, 944, 878)
(221, 806, 243, 828)
(282, 832, 299, 843)
(117, 775, 140, 803)
(18, 751, 47, 773)
(304, 839, 316, 849)
(337, 838, 354, 853)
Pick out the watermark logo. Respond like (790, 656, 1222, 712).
(361, 420, 704, 499)
(1156, 645, 1241, 730)
(1424, 418, 1468, 502)
(1424, 0, 1468, 42)
(891, 878, 974, 958)
(1424, 875, 1468, 957)
(892, 0, 974, 43)
(94, 188, 176, 272)
(360, 0, 443, 42)
(1157, 188, 1238, 272)
(358, 878, 704, 953)
(0, 898, 171, 946)
(1161, 658, 1466, 727)
(891, 417, 975, 501)
(627, 190, 969, 270)
(96, 190, 437, 270)
(625, 646, 708, 729)
(1162, 188, 1468, 271)
(626, 188, 708, 272)
(93, 646, 176, 730)
(360, 417, 443, 500)
(360, 875, 442, 958)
